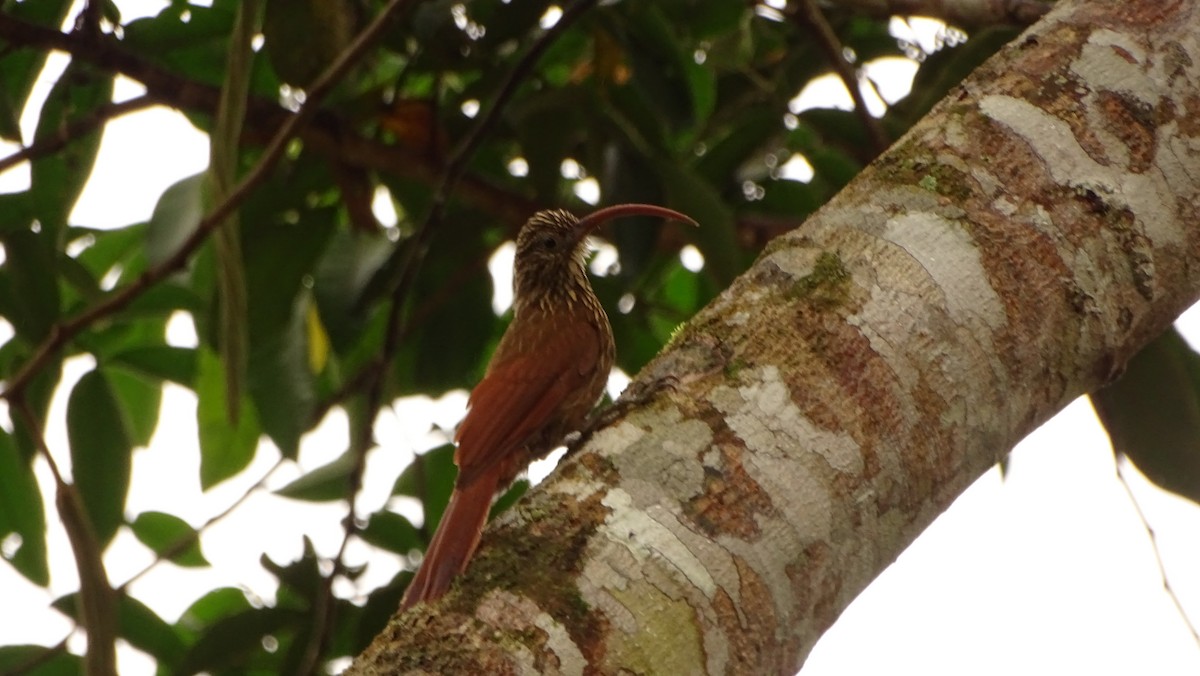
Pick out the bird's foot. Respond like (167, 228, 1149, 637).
(567, 375, 681, 453)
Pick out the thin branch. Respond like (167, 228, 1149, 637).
(7, 458, 285, 674)
(0, 95, 156, 175)
(1116, 460, 1200, 651)
(74, 0, 105, 35)
(789, 0, 891, 157)
(116, 458, 285, 593)
(0, 0, 415, 402)
(0, 12, 538, 229)
(829, 0, 1052, 28)
(13, 397, 116, 676)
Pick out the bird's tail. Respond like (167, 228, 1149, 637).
(399, 472, 498, 610)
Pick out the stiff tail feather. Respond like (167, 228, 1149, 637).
(399, 472, 498, 610)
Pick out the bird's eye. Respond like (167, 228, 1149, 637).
(541, 236, 556, 249)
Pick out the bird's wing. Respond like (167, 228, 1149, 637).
(453, 317, 601, 486)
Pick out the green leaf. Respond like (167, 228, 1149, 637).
(117, 594, 188, 665)
(658, 258, 701, 316)
(67, 369, 133, 547)
(391, 444, 456, 530)
(617, 5, 698, 137)
(241, 172, 339, 342)
(681, 55, 717, 136)
(123, 281, 204, 318)
(0, 191, 32, 234)
(695, 105, 779, 184)
(274, 449, 355, 502)
(176, 587, 253, 639)
(146, 173, 205, 268)
(130, 511, 209, 567)
(805, 145, 862, 192)
(1092, 328, 1200, 504)
(396, 227, 497, 395)
(109, 345, 198, 385)
(247, 292, 316, 458)
(756, 178, 822, 220)
(196, 348, 261, 490)
(511, 87, 586, 198)
(469, 0, 554, 49)
(263, 0, 357, 86)
(176, 607, 295, 675)
(29, 60, 114, 237)
(57, 252, 105, 308)
(0, 429, 48, 585)
(70, 223, 147, 280)
(0, 0, 75, 140)
(262, 536, 327, 602)
(122, 3, 238, 89)
(677, 0, 747, 41)
(654, 159, 743, 285)
(359, 510, 421, 555)
(105, 365, 162, 448)
(839, 15, 905, 64)
(0, 227, 61, 342)
(312, 228, 392, 353)
(237, 156, 337, 453)
(0, 645, 82, 676)
(490, 478, 529, 518)
(74, 315, 168, 360)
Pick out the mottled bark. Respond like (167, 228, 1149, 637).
(350, 0, 1200, 673)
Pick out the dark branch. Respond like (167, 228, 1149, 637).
(0, 0, 416, 401)
(789, 0, 891, 157)
(0, 94, 156, 175)
(830, 0, 1052, 28)
(13, 397, 116, 676)
(0, 11, 539, 227)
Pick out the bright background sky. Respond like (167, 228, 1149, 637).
(1, 2, 1199, 674)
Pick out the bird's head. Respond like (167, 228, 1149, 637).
(512, 204, 696, 306)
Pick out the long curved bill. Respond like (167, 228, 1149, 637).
(571, 203, 698, 243)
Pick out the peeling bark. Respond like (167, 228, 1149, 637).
(349, 0, 1200, 673)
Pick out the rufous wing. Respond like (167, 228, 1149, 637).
(454, 316, 602, 487)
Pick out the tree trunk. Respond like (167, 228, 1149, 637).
(349, 0, 1200, 673)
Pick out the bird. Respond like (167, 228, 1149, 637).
(399, 203, 697, 610)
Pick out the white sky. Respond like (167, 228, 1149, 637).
(1, 3, 1198, 674)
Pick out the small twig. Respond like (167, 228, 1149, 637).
(13, 398, 116, 676)
(1115, 460, 1200, 650)
(788, 0, 890, 157)
(0, 13, 541, 229)
(116, 458, 285, 593)
(308, 363, 379, 428)
(442, 0, 601, 200)
(0, 95, 155, 175)
(0, 0, 414, 403)
(827, 0, 1052, 27)
(74, 0, 105, 35)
